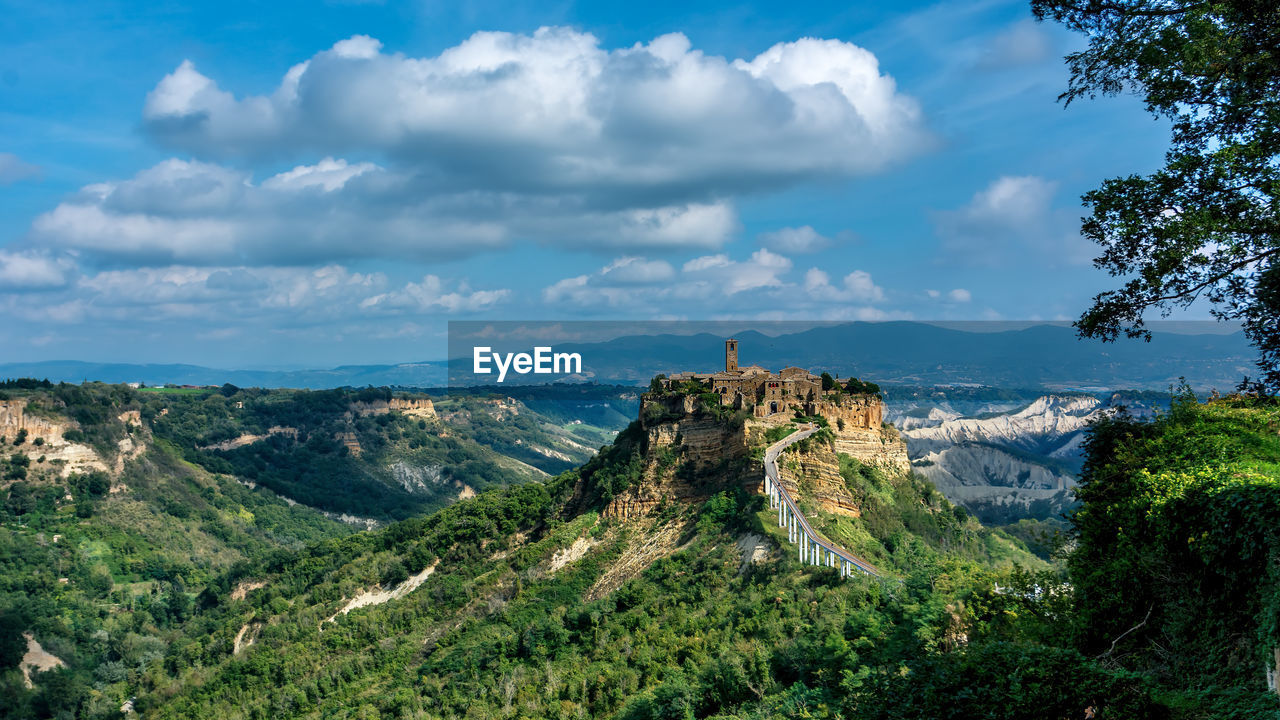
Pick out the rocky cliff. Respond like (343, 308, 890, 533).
(886, 393, 1158, 523)
(601, 391, 909, 520)
(775, 444, 863, 517)
(812, 395, 911, 474)
(0, 399, 115, 479)
(348, 396, 437, 419)
(601, 394, 755, 520)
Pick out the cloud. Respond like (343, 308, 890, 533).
(360, 275, 510, 313)
(540, 249, 911, 323)
(976, 20, 1053, 70)
(802, 268, 885, 303)
(19, 30, 930, 267)
(598, 257, 676, 284)
(28, 158, 499, 265)
(0, 153, 40, 185)
(544, 249, 792, 309)
(932, 175, 1093, 267)
(27, 157, 743, 265)
(0, 263, 508, 328)
(948, 288, 971, 302)
(261, 157, 378, 192)
(757, 226, 835, 254)
(682, 249, 792, 295)
(0, 251, 74, 290)
(143, 29, 928, 196)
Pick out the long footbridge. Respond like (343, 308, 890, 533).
(762, 424, 880, 578)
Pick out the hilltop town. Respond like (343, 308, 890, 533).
(656, 339, 882, 418)
(596, 339, 908, 521)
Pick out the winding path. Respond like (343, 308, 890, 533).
(762, 424, 881, 578)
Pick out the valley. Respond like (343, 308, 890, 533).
(2, 375, 1275, 719)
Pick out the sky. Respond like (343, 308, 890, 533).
(0, 0, 1181, 368)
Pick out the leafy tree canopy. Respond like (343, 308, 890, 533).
(1035, 0, 1280, 387)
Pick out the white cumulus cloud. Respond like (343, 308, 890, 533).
(803, 268, 885, 303)
(143, 29, 927, 196)
(361, 275, 510, 313)
(0, 251, 74, 291)
(20, 30, 929, 268)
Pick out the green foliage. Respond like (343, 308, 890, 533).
(1034, 0, 1280, 388)
(844, 378, 881, 396)
(0, 604, 27, 670)
(861, 641, 1166, 719)
(381, 559, 409, 587)
(1070, 395, 1280, 691)
(0, 378, 53, 390)
(761, 425, 796, 446)
(579, 421, 647, 502)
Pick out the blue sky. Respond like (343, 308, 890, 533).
(0, 0, 1177, 368)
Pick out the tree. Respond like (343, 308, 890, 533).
(0, 606, 28, 670)
(845, 378, 881, 396)
(83, 566, 114, 598)
(1034, 0, 1280, 388)
(820, 372, 836, 391)
(381, 560, 409, 587)
(649, 374, 667, 394)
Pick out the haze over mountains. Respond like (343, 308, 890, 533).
(4, 322, 1252, 391)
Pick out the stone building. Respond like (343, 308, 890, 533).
(660, 339, 828, 417)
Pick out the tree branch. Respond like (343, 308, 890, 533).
(1145, 246, 1280, 305)
(1097, 604, 1154, 658)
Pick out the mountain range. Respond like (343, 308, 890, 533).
(1, 322, 1254, 391)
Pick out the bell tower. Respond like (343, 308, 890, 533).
(725, 338, 739, 372)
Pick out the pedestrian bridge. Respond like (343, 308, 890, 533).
(762, 424, 880, 578)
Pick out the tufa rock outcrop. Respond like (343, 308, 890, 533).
(600, 383, 909, 521)
(601, 393, 756, 520)
(0, 399, 113, 479)
(348, 396, 437, 419)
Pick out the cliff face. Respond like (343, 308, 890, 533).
(815, 396, 911, 475)
(772, 395, 909, 518)
(601, 394, 755, 520)
(775, 446, 862, 517)
(0, 400, 68, 444)
(0, 399, 118, 479)
(602, 392, 909, 520)
(348, 396, 437, 419)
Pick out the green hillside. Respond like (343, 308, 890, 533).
(0, 381, 624, 719)
(3, 383, 1279, 719)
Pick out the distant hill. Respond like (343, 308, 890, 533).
(0, 360, 449, 389)
(2, 322, 1254, 391)
(449, 322, 1254, 391)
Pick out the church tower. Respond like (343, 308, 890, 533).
(725, 338, 739, 372)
